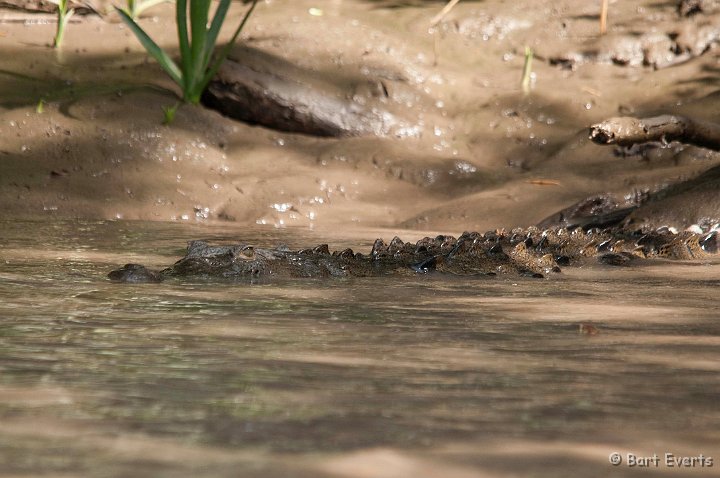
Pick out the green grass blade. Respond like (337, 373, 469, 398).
(521, 46, 533, 95)
(176, 0, 190, 92)
(189, 0, 211, 92)
(203, 0, 231, 66)
(200, 0, 257, 92)
(116, 6, 183, 87)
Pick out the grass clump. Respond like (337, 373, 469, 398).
(116, 0, 258, 104)
(162, 102, 180, 124)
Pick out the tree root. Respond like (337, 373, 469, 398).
(589, 115, 720, 151)
(573, 114, 720, 231)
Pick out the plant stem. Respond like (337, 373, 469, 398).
(54, 0, 74, 49)
(521, 46, 533, 95)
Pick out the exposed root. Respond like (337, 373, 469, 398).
(589, 115, 720, 151)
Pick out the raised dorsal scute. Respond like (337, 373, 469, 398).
(313, 244, 330, 255)
(371, 238, 388, 257)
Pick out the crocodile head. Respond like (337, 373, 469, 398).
(165, 240, 275, 278)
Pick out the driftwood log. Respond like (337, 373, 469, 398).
(589, 115, 720, 151)
(202, 58, 400, 137)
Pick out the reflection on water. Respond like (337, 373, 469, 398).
(1, 219, 719, 477)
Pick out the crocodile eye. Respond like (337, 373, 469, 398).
(239, 246, 255, 259)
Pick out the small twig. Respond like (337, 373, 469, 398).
(599, 0, 609, 35)
(526, 179, 561, 186)
(430, 0, 461, 27)
(589, 115, 720, 151)
(581, 86, 602, 97)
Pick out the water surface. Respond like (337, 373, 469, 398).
(1, 220, 719, 477)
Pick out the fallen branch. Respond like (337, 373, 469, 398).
(589, 115, 720, 151)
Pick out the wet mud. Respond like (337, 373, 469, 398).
(1, 0, 720, 234)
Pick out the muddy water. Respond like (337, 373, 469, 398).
(2, 1, 720, 475)
(1, 219, 719, 477)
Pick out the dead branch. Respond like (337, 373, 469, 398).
(589, 114, 720, 151)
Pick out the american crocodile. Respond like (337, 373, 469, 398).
(108, 226, 719, 283)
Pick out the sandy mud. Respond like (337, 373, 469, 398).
(1, 0, 720, 234)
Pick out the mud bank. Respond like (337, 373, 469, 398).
(1, 0, 720, 233)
